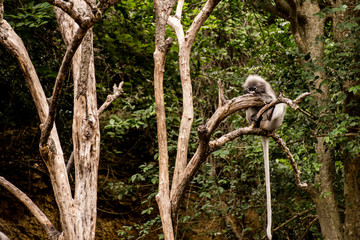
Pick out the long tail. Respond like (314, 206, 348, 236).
(261, 136, 272, 240)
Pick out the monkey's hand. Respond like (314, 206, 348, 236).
(251, 114, 262, 128)
(250, 114, 258, 122)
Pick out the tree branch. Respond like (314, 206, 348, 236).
(40, 26, 89, 147)
(218, 79, 227, 107)
(47, 0, 85, 27)
(171, 91, 311, 220)
(253, 92, 311, 124)
(64, 81, 124, 174)
(270, 133, 309, 191)
(273, 207, 316, 233)
(0, 177, 61, 240)
(41, 0, 119, 147)
(97, 81, 124, 116)
(186, 0, 221, 48)
(153, 0, 178, 238)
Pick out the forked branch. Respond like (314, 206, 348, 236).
(40, 0, 119, 147)
(40, 27, 89, 147)
(171, 91, 310, 220)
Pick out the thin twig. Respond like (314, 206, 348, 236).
(273, 207, 316, 232)
(299, 217, 318, 240)
(270, 133, 309, 191)
(65, 81, 124, 173)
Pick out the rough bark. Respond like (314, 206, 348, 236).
(55, 1, 100, 239)
(154, 46, 175, 240)
(298, 3, 342, 239)
(153, 0, 177, 238)
(344, 156, 360, 239)
(332, 2, 360, 239)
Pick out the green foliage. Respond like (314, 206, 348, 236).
(0, 0, 62, 131)
(108, 162, 161, 239)
(117, 215, 162, 239)
(5, 2, 54, 29)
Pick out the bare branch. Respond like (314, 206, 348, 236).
(186, 0, 221, 48)
(40, 0, 121, 145)
(153, 0, 178, 238)
(97, 81, 124, 116)
(270, 133, 309, 191)
(40, 26, 89, 147)
(175, 0, 184, 19)
(168, 15, 185, 46)
(206, 95, 265, 133)
(254, 92, 311, 121)
(0, 177, 61, 240)
(294, 92, 311, 104)
(217, 79, 227, 107)
(273, 207, 316, 233)
(47, 0, 85, 27)
(168, 0, 223, 204)
(209, 126, 267, 149)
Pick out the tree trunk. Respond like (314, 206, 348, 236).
(55, 1, 100, 239)
(332, 2, 360, 239)
(153, 0, 177, 238)
(296, 3, 343, 239)
(310, 138, 343, 240)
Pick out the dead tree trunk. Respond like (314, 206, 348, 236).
(55, 2, 100, 238)
(153, 0, 220, 238)
(0, 1, 120, 239)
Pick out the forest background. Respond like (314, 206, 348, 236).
(0, 0, 359, 239)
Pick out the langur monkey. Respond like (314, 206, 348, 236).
(243, 75, 286, 240)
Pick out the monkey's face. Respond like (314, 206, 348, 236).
(243, 80, 266, 95)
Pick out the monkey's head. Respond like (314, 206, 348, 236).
(242, 75, 268, 95)
(242, 75, 276, 99)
